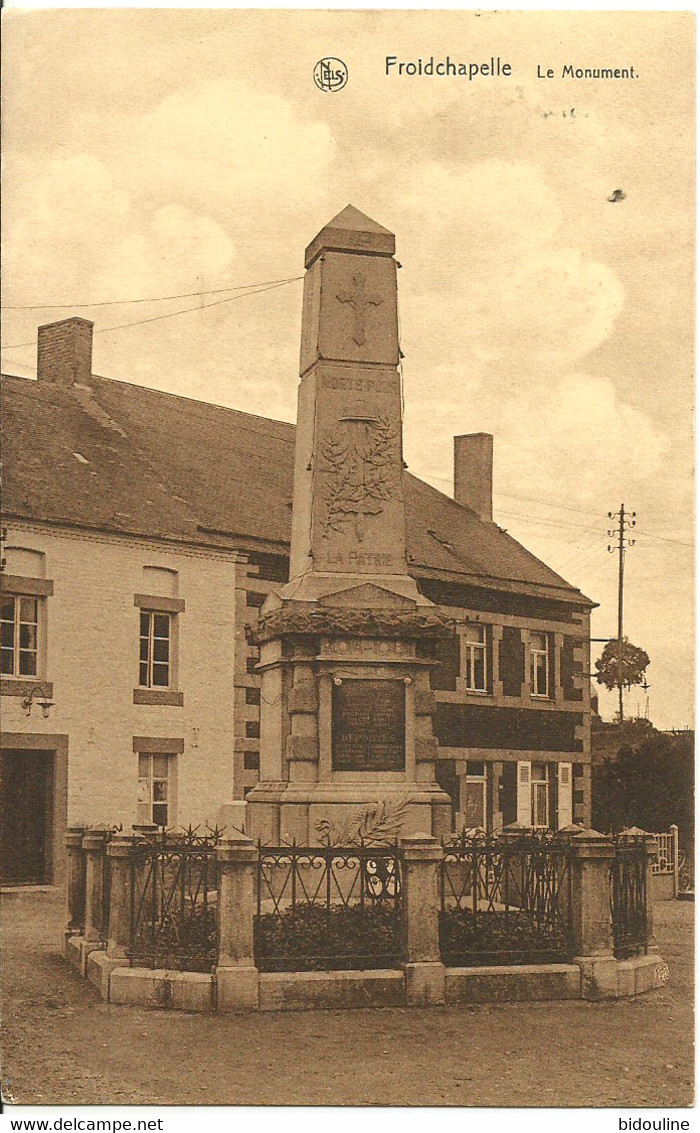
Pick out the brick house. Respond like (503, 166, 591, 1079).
(1, 318, 595, 884)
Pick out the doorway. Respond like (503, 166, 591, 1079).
(0, 749, 54, 884)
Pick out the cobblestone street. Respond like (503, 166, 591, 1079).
(1, 889, 693, 1108)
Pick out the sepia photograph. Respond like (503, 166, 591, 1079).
(0, 7, 694, 1119)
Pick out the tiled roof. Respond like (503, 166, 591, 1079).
(1, 371, 593, 606)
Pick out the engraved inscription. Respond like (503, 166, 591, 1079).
(332, 679, 406, 771)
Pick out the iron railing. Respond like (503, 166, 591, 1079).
(439, 831, 574, 966)
(97, 849, 112, 945)
(254, 843, 404, 972)
(610, 833, 648, 959)
(650, 832, 674, 876)
(128, 827, 220, 973)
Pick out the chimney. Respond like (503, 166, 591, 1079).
(37, 317, 94, 388)
(454, 433, 493, 522)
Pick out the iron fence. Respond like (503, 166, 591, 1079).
(128, 827, 220, 973)
(650, 832, 674, 876)
(254, 843, 404, 972)
(439, 831, 574, 966)
(97, 849, 112, 945)
(610, 834, 648, 959)
(678, 846, 694, 894)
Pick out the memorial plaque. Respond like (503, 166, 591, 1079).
(332, 679, 405, 771)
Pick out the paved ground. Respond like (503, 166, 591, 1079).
(1, 890, 693, 1108)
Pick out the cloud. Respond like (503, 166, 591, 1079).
(5, 154, 236, 323)
(126, 78, 336, 217)
(387, 160, 625, 373)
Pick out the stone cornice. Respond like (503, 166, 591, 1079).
(248, 604, 454, 645)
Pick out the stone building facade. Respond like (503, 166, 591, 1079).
(1, 313, 594, 884)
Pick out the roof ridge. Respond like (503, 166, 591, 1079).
(90, 371, 296, 436)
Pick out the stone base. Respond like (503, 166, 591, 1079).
(215, 966, 260, 1012)
(259, 969, 404, 1011)
(575, 955, 621, 1000)
(245, 780, 451, 845)
(64, 933, 83, 969)
(78, 938, 105, 976)
(110, 967, 214, 1011)
(404, 961, 446, 1006)
(446, 963, 581, 1004)
(87, 951, 129, 998)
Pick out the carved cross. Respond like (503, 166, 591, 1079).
(335, 273, 382, 346)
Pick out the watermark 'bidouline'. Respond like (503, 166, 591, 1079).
(385, 55, 512, 78)
(619, 1121, 690, 1131)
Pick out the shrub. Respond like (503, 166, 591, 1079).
(254, 903, 403, 972)
(439, 908, 571, 967)
(131, 901, 218, 973)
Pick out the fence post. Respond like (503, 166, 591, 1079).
(83, 830, 109, 945)
(671, 824, 679, 899)
(401, 833, 445, 1006)
(64, 826, 87, 939)
(216, 833, 259, 1011)
(106, 835, 135, 959)
(569, 828, 617, 1000)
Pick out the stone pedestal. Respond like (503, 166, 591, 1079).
(215, 833, 259, 1011)
(402, 833, 446, 1005)
(106, 835, 134, 959)
(64, 826, 87, 937)
(83, 830, 109, 944)
(569, 828, 617, 999)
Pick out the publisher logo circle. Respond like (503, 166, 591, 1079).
(314, 58, 348, 92)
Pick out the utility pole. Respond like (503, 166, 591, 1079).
(608, 504, 636, 726)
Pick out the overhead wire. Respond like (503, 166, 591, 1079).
(4, 274, 304, 310)
(2, 276, 304, 350)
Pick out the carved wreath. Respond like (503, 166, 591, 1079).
(319, 415, 400, 542)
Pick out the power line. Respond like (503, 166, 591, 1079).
(1, 276, 303, 350)
(497, 509, 602, 533)
(3, 274, 303, 311)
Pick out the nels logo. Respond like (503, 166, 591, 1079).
(314, 57, 348, 92)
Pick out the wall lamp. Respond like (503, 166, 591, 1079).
(21, 683, 55, 718)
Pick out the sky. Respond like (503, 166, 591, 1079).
(2, 9, 694, 729)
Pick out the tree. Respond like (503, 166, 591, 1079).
(592, 729, 694, 846)
(595, 637, 650, 693)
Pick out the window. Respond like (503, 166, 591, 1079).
(530, 632, 549, 697)
(464, 624, 487, 691)
(139, 611, 171, 688)
(530, 762, 549, 827)
(137, 753, 173, 826)
(1, 595, 39, 676)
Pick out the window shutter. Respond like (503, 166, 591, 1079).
(430, 633, 461, 691)
(557, 762, 573, 828)
(500, 762, 517, 825)
(516, 760, 531, 826)
(499, 627, 525, 697)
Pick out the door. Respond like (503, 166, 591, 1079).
(463, 761, 487, 830)
(0, 750, 53, 884)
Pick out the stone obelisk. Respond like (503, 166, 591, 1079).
(245, 206, 452, 845)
